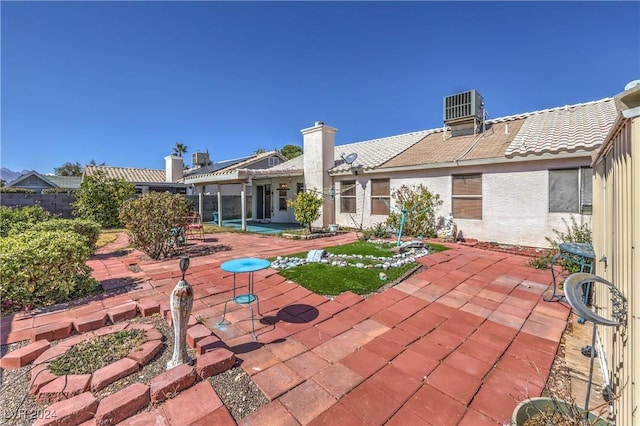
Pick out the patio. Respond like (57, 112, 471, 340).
(0, 231, 594, 425)
(205, 219, 305, 235)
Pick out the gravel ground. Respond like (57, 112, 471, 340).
(0, 315, 268, 425)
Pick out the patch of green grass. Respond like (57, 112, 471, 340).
(48, 329, 146, 375)
(273, 241, 448, 296)
(278, 262, 416, 295)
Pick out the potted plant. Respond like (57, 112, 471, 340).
(511, 397, 611, 426)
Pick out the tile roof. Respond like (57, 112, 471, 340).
(269, 130, 432, 174)
(383, 119, 526, 168)
(84, 165, 166, 183)
(505, 98, 617, 157)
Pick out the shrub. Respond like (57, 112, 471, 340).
(119, 192, 191, 259)
(0, 205, 52, 237)
(0, 230, 96, 311)
(42, 188, 78, 195)
(73, 171, 135, 228)
(9, 219, 101, 252)
(287, 190, 323, 233)
(0, 187, 35, 194)
(385, 184, 443, 238)
(359, 222, 390, 241)
(529, 215, 592, 271)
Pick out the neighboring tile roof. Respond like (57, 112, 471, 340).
(47, 175, 82, 189)
(84, 165, 166, 183)
(505, 98, 617, 157)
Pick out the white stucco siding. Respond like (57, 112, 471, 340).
(252, 177, 302, 223)
(333, 156, 593, 248)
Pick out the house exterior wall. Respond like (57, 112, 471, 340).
(251, 177, 303, 223)
(334, 155, 593, 247)
(302, 123, 336, 227)
(592, 116, 639, 426)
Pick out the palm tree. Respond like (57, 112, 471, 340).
(173, 143, 188, 157)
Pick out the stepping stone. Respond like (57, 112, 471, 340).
(187, 324, 211, 348)
(37, 374, 91, 403)
(127, 340, 163, 365)
(195, 348, 236, 379)
(33, 392, 97, 426)
(0, 340, 50, 370)
(95, 382, 150, 426)
(150, 364, 196, 403)
(195, 335, 225, 355)
(30, 322, 73, 342)
(91, 358, 140, 392)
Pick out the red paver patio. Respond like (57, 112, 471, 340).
(0, 230, 571, 425)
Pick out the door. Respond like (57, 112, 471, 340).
(256, 185, 272, 220)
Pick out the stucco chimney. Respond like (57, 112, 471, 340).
(301, 121, 337, 227)
(165, 155, 184, 183)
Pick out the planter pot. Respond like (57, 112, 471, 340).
(512, 397, 611, 426)
(328, 224, 339, 233)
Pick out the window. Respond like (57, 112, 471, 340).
(452, 174, 482, 220)
(371, 179, 390, 215)
(296, 183, 304, 194)
(340, 180, 356, 213)
(268, 157, 279, 167)
(549, 167, 592, 214)
(278, 183, 288, 211)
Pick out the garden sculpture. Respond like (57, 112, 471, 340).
(167, 256, 194, 369)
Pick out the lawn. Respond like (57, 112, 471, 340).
(274, 241, 447, 296)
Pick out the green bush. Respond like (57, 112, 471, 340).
(119, 192, 191, 259)
(0, 205, 52, 237)
(529, 215, 593, 271)
(0, 230, 97, 311)
(73, 171, 135, 228)
(385, 184, 443, 238)
(42, 188, 78, 195)
(359, 222, 390, 241)
(287, 190, 323, 233)
(0, 187, 35, 194)
(9, 219, 101, 252)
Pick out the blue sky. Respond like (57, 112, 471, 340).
(1, 1, 639, 174)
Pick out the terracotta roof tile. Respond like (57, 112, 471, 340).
(506, 98, 616, 157)
(84, 165, 166, 183)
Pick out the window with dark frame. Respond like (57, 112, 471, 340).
(278, 183, 288, 211)
(340, 180, 356, 213)
(549, 167, 592, 214)
(371, 179, 390, 215)
(452, 174, 482, 220)
(296, 183, 304, 194)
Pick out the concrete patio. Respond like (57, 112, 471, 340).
(1, 231, 574, 425)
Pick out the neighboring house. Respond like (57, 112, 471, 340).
(83, 163, 188, 194)
(5, 171, 81, 193)
(185, 89, 617, 247)
(591, 81, 639, 426)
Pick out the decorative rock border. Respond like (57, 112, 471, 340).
(1, 301, 236, 426)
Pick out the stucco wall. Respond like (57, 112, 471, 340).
(333, 156, 593, 248)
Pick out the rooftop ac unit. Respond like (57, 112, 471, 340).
(192, 152, 210, 166)
(443, 89, 484, 124)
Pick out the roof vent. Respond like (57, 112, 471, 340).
(443, 89, 485, 136)
(192, 151, 210, 167)
(315, 121, 324, 126)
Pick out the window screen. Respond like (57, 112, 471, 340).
(452, 174, 482, 219)
(549, 169, 579, 213)
(340, 180, 356, 213)
(371, 179, 390, 215)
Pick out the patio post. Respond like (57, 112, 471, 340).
(241, 185, 246, 231)
(217, 184, 222, 226)
(198, 189, 203, 219)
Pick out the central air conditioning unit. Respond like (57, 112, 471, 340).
(192, 152, 210, 167)
(443, 89, 485, 137)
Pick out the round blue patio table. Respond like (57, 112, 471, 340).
(218, 258, 270, 339)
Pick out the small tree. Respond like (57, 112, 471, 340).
(279, 144, 303, 160)
(385, 184, 443, 238)
(119, 192, 191, 259)
(173, 143, 188, 157)
(73, 171, 135, 228)
(54, 162, 83, 176)
(287, 190, 323, 233)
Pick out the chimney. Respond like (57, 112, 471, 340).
(165, 155, 184, 183)
(301, 121, 337, 227)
